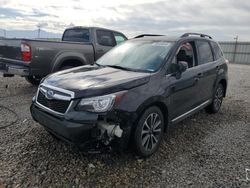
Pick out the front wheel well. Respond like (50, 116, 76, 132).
(136, 102, 169, 132)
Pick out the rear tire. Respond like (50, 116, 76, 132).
(206, 83, 224, 114)
(134, 106, 164, 157)
(59, 65, 75, 71)
(25, 76, 42, 86)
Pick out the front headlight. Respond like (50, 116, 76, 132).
(77, 92, 126, 112)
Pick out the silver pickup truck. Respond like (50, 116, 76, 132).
(0, 27, 127, 85)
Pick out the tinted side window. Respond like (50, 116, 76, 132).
(113, 32, 127, 45)
(62, 29, 90, 42)
(96, 30, 115, 46)
(196, 41, 213, 64)
(211, 41, 223, 60)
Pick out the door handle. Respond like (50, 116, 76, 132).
(171, 86, 176, 91)
(216, 66, 220, 71)
(197, 73, 203, 78)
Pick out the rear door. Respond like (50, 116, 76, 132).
(195, 40, 218, 103)
(95, 29, 116, 59)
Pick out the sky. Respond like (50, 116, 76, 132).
(0, 0, 250, 41)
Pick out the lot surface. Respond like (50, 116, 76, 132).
(0, 64, 250, 188)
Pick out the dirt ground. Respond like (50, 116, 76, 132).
(0, 64, 250, 187)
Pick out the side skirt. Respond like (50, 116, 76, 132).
(170, 99, 211, 124)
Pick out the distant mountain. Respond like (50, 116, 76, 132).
(0, 29, 61, 39)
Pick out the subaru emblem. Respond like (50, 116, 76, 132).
(45, 90, 54, 100)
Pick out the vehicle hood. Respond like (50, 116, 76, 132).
(43, 65, 151, 98)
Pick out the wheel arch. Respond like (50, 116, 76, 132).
(60, 59, 84, 69)
(52, 52, 88, 72)
(135, 98, 169, 132)
(218, 79, 227, 97)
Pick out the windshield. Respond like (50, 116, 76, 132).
(96, 41, 173, 72)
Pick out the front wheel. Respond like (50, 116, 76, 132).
(25, 76, 42, 86)
(134, 106, 164, 157)
(206, 83, 224, 114)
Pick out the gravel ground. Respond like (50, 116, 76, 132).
(0, 64, 249, 187)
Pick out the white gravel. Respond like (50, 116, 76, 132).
(0, 64, 249, 187)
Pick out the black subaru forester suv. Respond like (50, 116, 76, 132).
(31, 33, 228, 157)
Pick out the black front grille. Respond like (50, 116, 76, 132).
(37, 91, 70, 114)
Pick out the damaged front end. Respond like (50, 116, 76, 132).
(81, 121, 124, 153)
(78, 111, 136, 153)
(30, 99, 135, 153)
(30, 83, 138, 153)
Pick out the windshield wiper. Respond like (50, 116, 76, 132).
(105, 65, 134, 71)
(101, 65, 151, 73)
(94, 62, 102, 67)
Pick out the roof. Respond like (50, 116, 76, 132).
(132, 35, 179, 42)
(64, 26, 123, 33)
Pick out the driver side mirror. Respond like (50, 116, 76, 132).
(169, 61, 188, 75)
(178, 61, 188, 72)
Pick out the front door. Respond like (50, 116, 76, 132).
(167, 41, 201, 120)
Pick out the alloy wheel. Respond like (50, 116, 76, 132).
(141, 113, 162, 151)
(214, 85, 224, 111)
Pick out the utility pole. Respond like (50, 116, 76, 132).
(37, 25, 41, 38)
(233, 35, 238, 63)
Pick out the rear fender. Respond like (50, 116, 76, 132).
(214, 69, 228, 97)
(52, 52, 87, 72)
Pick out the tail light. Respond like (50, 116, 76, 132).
(21, 43, 31, 62)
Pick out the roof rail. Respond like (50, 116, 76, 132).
(134, 34, 165, 38)
(181, 33, 212, 39)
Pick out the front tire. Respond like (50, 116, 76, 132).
(25, 76, 42, 86)
(206, 83, 224, 114)
(134, 106, 164, 157)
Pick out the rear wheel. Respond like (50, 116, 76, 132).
(25, 76, 42, 86)
(134, 106, 164, 157)
(206, 83, 224, 114)
(59, 65, 75, 71)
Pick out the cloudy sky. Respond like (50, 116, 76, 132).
(0, 0, 249, 41)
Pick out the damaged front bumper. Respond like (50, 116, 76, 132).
(30, 103, 135, 151)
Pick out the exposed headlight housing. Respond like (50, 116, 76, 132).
(77, 92, 126, 112)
